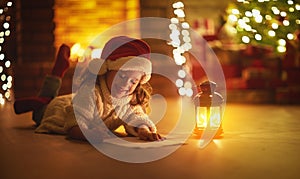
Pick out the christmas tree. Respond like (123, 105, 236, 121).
(226, 0, 300, 55)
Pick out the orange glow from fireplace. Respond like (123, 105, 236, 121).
(54, 0, 140, 58)
(70, 43, 84, 62)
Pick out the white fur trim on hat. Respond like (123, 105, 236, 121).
(88, 56, 152, 84)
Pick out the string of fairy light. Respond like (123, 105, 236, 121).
(0, 1, 13, 105)
(169, 1, 193, 97)
(227, 0, 300, 53)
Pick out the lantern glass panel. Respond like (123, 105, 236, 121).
(209, 106, 221, 128)
(196, 107, 207, 128)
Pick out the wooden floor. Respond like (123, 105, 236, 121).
(1, 97, 300, 179)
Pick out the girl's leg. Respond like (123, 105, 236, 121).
(31, 75, 62, 125)
(14, 44, 70, 125)
(51, 44, 71, 78)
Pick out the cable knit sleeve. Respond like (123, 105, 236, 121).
(68, 82, 108, 132)
(123, 105, 157, 137)
(72, 83, 96, 126)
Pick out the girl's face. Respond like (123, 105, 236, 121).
(106, 70, 144, 98)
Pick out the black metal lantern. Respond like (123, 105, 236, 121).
(193, 81, 224, 138)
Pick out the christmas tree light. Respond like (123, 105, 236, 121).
(169, 1, 193, 97)
(0, 1, 13, 105)
(226, 0, 300, 54)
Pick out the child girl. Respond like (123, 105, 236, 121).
(14, 36, 163, 142)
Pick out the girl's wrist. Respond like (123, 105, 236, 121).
(136, 125, 149, 133)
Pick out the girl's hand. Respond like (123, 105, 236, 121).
(137, 125, 165, 141)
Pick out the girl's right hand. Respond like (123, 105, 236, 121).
(137, 125, 165, 141)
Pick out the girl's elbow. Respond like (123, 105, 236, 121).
(67, 126, 87, 141)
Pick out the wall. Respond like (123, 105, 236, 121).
(13, 0, 56, 98)
(54, 0, 140, 50)
(13, 0, 232, 98)
(13, 0, 140, 98)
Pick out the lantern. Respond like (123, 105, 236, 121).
(193, 81, 224, 138)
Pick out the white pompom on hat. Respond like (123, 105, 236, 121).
(88, 36, 152, 84)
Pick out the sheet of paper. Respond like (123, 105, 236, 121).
(103, 133, 189, 148)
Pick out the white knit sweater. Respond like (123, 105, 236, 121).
(35, 75, 156, 137)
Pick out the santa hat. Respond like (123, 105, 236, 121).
(88, 36, 152, 84)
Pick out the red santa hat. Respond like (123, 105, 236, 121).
(88, 36, 152, 84)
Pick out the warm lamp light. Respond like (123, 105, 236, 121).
(193, 81, 224, 138)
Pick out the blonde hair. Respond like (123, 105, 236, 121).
(130, 82, 152, 114)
